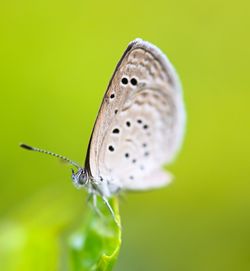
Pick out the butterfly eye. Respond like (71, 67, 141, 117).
(110, 93, 115, 99)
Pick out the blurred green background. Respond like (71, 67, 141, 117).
(1, 0, 250, 270)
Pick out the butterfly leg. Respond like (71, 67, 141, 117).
(86, 192, 92, 204)
(92, 193, 103, 218)
(102, 196, 120, 227)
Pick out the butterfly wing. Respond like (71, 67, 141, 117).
(85, 38, 185, 192)
(123, 169, 173, 191)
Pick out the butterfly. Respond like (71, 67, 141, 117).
(21, 38, 186, 219)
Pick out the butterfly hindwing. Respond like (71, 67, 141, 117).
(85, 39, 185, 192)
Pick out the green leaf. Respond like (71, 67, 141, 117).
(68, 197, 121, 271)
(0, 186, 121, 271)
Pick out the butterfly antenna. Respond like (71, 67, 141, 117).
(20, 143, 81, 169)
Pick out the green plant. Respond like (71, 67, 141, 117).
(68, 197, 121, 271)
(0, 187, 121, 271)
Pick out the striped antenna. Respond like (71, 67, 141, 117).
(20, 143, 81, 169)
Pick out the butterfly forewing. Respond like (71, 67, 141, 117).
(85, 39, 185, 193)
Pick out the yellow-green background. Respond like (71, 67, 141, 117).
(1, 0, 250, 270)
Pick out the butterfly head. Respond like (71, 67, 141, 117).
(71, 168, 89, 188)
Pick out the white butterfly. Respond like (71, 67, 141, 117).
(21, 38, 186, 219)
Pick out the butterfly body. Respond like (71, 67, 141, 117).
(74, 38, 186, 198)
